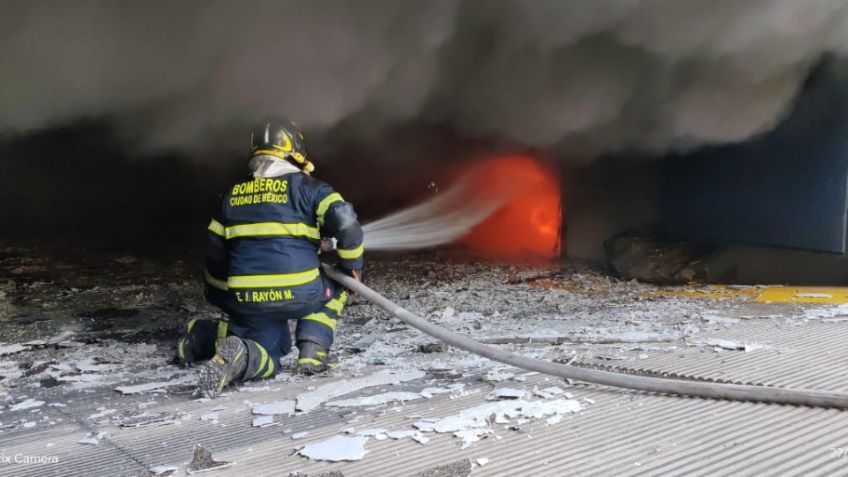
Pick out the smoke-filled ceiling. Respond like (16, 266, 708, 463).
(2, 0, 848, 258)
(3, 0, 847, 157)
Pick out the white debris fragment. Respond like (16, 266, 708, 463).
(291, 431, 308, 440)
(745, 342, 768, 352)
(420, 383, 466, 399)
(355, 428, 388, 439)
(355, 428, 388, 436)
(252, 401, 295, 416)
(327, 392, 422, 408)
(487, 388, 526, 400)
(149, 465, 179, 476)
(456, 428, 488, 449)
(78, 434, 100, 445)
(703, 315, 740, 326)
(239, 385, 273, 393)
(584, 398, 596, 404)
(484, 369, 515, 382)
(441, 307, 455, 320)
(252, 415, 275, 427)
(114, 375, 194, 395)
(88, 409, 116, 420)
(386, 430, 431, 445)
(10, 398, 45, 411)
(298, 435, 368, 462)
(533, 386, 565, 399)
(546, 415, 563, 426)
(199, 412, 220, 422)
(698, 339, 769, 352)
(804, 304, 848, 320)
(296, 370, 425, 412)
(477, 457, 490, 466)
(21, 421, 36, 429)
(414, 399, 582, 448)
(0, 344, 28, 356)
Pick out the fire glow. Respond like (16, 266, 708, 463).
(457, 156, 562, 259)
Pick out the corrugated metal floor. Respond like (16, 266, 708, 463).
(3, 319, 848, 476)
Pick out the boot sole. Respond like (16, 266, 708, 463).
(197, 337, 246, 399)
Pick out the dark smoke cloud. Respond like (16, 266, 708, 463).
(2, 0, 847, 159)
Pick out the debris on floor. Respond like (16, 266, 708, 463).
(414, 398, 583, 448)
(252, 415, 275, 428)
(295, 370, 426, 412)
(326, 391, 423, 407)
(298, 435, 369, 462)
(187, 444, 234, 474)
(252, 401, 296, 416)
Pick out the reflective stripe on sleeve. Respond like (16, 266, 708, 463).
(205, 269, 229, 290)
(325, 291, 349, 314)
(253, 345, 270, 379)
(225, 222, 320, 240)
(208, 219, 225, 237)
(301, 312, 338, 331)
(316, 193, 343, 226)
(337, 244, 364, 260)
(227, 268, 320, 289)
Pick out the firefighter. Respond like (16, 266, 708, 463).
(177, 116, 364, 399)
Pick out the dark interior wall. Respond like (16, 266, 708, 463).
(0, 119, 235, 250)
(661, 60, 848, 254)
(563, 156, 664, 260)
(0, 118, 516, 253)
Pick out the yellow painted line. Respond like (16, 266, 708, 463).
(643, 285, 848, 304)
(754, 287, 848, 304)
(642, 285, 759, 302)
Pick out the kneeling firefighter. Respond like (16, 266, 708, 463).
(177, 116, 364, 398)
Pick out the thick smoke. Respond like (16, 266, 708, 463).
(2, 0, 847, 158)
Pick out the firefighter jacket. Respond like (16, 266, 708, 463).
(204, 171, 364, 315)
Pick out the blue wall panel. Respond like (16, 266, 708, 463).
(662, 61, 848, 253)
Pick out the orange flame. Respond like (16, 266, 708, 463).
(456, 156, 562, 260)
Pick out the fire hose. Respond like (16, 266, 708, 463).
(323, 264, 848, 409)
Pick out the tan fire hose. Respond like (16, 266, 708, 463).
(323, 264, 848, 409)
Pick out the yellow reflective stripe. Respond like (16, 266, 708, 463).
(325, 291, 348, 314)
(205, 269, 229, 290)
(252, 148, 287, 159)
(208, 219, 225, 237)
(337, 244, 364, 260)
(214, 321, 229, 348)
(302, 312, 337, 331)
(227, 268, 320, 289)
(186, 318, 198, 333)
(298, 357, 323, 366)
(262, 360, 275, 378)
(177, 339, 185, 361)
(225, 222, 320, 240)
(316, 193, 343, 226)
(253, 345, 269, 378)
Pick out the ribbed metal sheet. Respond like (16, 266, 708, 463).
(576, 320, 848, 392)
(3, 319, 848, 476)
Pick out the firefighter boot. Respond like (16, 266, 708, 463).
(197, 336, 248, 399)
(293, 340, 338, 375)
(177, 319, 226, 368)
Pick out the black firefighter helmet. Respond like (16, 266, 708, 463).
(250, 116, 314, 173)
